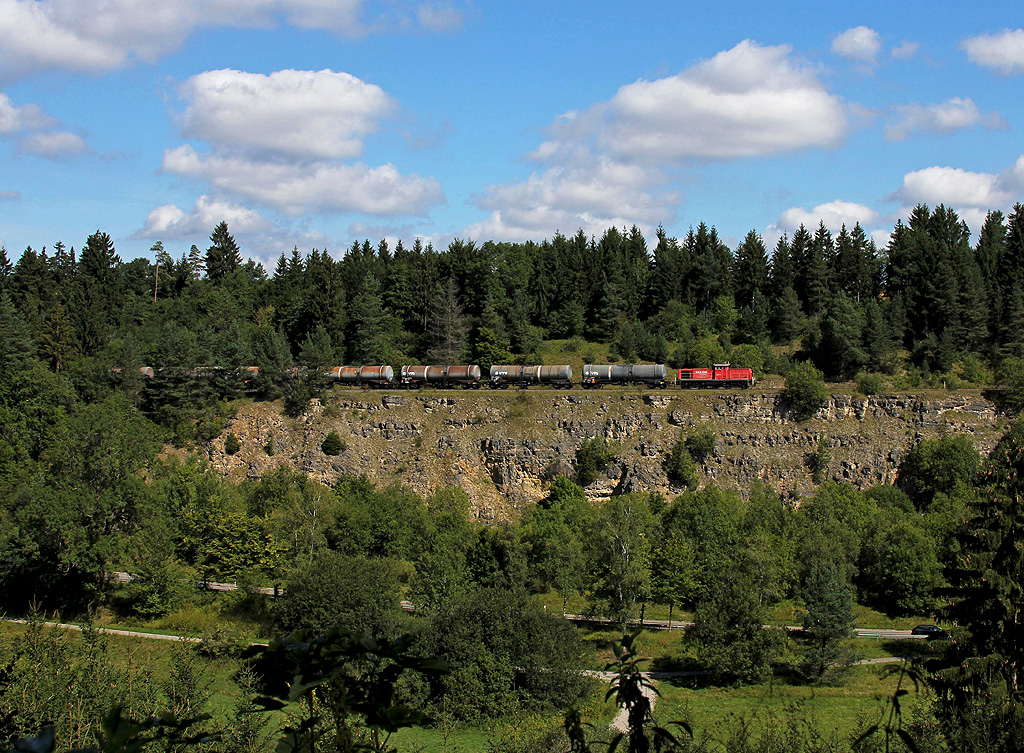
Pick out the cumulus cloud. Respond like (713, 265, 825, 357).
(164, 66, 444, 219)
(773, 200, 879, 235)
(832, 26, 883, 65)
(0, 92, 55, 133)
(961, 29, 1024, 74)
(162, 145, 443, 217)
(140, 195, 274, 238)
(891, 156, 1024, 232)
(19, 130, 89, 159)
(466, 159, 679, 242)
(137, 194, 336, 264)
(179, 69, 394, 160)
(466, 40, 851, 242)
(885, 97, 1006, 141)
(571, 40, 849, 162)
(0, 0, 468, 80)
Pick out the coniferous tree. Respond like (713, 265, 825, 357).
(204, 222, 241, 284)
(733, 230, 769, 309)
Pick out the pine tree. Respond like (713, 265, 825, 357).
(733, 230, 769, 308)
(204, 221, 241, 284)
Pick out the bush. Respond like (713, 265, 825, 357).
(685, 423, 717, 460)
(999, 356, 1024, 412)
(223, 432, 241, 455)
(664, 433, 699, 488)
(575, 437, 616, 486)
(321, 430, 345, 456)
(782, 361, 829, 421)
(855, 372, 886, 396)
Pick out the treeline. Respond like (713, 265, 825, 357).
(2, 205, 1023, 396)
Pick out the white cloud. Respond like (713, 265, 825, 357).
(467, 159, 678, 242)
(162, 145, 444, 217)
(0, 92, 55, 133)
(832, 26, 883, 65)
(962, 29, 1024, 74)
(19, 130, 89, 159)
(140, 195, 274, 238)
(179, 69, 395, 160)
(891, 41, 920, 60)
(773, 200, 879, 235)
(589, 40, 849, 161)
(465, 40, 851, 242)
(0, 0, 467, 80)
(137, 194, 337, 265)
(885, 97, 1006, 141)
(891, 157, 1024, 228)
(894, 165, 1012, 208)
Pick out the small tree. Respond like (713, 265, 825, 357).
(321, 430, 345, 456)
(799, 563, 855, 683)
(224, 433, 241, 456)
(782, 361, 829, 421)
(575, 437, 616, 486)
(664, 433, 699, 488)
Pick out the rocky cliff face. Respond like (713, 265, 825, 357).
(205, 389, 1005, 521)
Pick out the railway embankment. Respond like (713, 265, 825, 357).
(199, 389, 1005, 520)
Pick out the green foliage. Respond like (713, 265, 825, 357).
(684, 423, 717, 461)
(855, 372, 886, 396)
(663, 432, 699, 488)
(575, 436, 616, 486)
(930, 417, 1024, 752)
(424, 587, 591, 722)
(811, 437, 832, 485)
(589, 493, 656, 623)
(321, 429, 345, 456)
(223, 432, 241, 455)
(275, 550, 405, 638)
(782, 361, 829, 421)
(246, 628, 448, 753)
(999, 356, 1024, 412)
(798, 562, 855, 683)
(898, 434, 981, 511)
(688, 570, 786, 685)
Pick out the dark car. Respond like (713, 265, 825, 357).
(911, 624, 946, 638)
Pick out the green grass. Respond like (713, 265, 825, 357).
(654, 664, 912, 747)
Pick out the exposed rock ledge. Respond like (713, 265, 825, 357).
(203, 390, 1005, 522)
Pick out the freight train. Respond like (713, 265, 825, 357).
(126, 362, 754, 389)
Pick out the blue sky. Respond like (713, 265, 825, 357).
(1, 0, 1022, 266)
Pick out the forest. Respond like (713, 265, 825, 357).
(1, 204, 1024, 752)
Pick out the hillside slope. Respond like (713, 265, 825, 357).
(203, 388, 1003, 521)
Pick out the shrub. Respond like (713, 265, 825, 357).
(223, 432, 241, 455)
(782, 361, 829, 421)
(664, 433, 699, 488)
(685, 423, 717, 460)
(575, 437, 616, 486)
(321, 430, 345, 456)
(855, 372, 886, 396)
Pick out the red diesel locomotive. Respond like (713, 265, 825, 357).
(677, 363, 754, 388)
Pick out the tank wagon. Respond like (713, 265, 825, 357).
(400, 365, 482, 388)
(489, 364, 573, 389)
(582, 364, 669, 389)
(677, 363, 754, 388)
(327, 365, 395, 387)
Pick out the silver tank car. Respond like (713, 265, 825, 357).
(582, 363, 669, 388)
(400, 365, 482, 388)
(489, 364, 573, 388)
(327, 365, 394, 385)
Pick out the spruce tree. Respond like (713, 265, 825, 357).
(204, 221, 241, 284)
(733, 229, 769, 308)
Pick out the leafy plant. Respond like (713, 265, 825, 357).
(782, 361, 829, 421)
(321, 430, 345, 456)
(223, 432, 241, 455)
